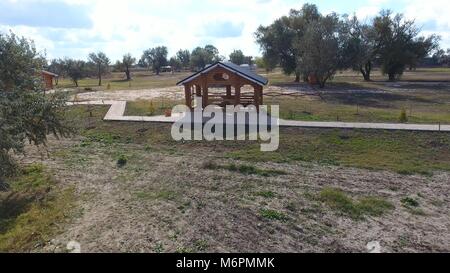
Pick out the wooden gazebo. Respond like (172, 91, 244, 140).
(177, 62, 268, 110)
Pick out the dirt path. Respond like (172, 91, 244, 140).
(19, 138, 450, 253)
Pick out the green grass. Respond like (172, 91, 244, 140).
(125, 99, 183, 116)
(318, 187, 394, 220)
(203, 161, 287, 177)
(401, 197, 420, 208)
(135, 190, 179, 201)
(0, 164, 74, 252)
(266, 94, 450, 125)
(259, 209, 288, 221)
(64, 105, 450, 175)
(255, 191, 276, 198)
(226, 129, 450, 175)
(57, 71, 190, 91)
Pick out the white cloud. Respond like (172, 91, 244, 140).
(30, 0, 297, 61)
(2, 0, 449, 61)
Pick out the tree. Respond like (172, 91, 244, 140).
(373, 11, 440, 81)
(407, 35, 440, 70)
(47, 58, 66, 85)
(255, 55, 277, 72)
(204, 45, 221, 62)
(256, 4, 321, 82)
(297, 13, 348, 88)
(140, 46, 168, 75)
(190, 45, 223, 71)
(343, 16, 377, 81)
(88, 52, 110, 86)
(0, 32, 72, 184)
(176, 49, 191, 69)
(63, 58, 89, 87)
(169, 57, 182, 72)
(432, 48, 450, 66)
(115, 54, 136, 81)
(229, 50, 246, 65)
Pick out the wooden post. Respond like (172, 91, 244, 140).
(253, 86, 259, 108)
(184, 84, 192, 109)
(259, 86, 263, 105)
(234, 85, 241, 106)
(226, 85, 232, 99)
(195, 85, 201, 96)
(202, 84, 208, 109)
(254, 85, 263, 111)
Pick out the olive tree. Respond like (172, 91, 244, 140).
(373, 11, 440, 81)
(88, 52, 110, 86)
(343, 16, 377, 81)
(296, 13, 349, 88)
(63, 58, 90, 87)
(176, 49, 191, 70)
(0, 32, 72, 186)
(115, 54, 136, 81)
(140, 46, 168, 75)
(255, 4, 321, 82)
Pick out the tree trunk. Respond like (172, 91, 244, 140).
(388, 73, 396, 81)
(365, 61, 372, 81)
(98, 65, 102, 86)
(74, 80, 78, 87)
(125, 68, 131, 81)
(294, 74, 300, 82)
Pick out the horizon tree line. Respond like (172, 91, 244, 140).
(44, 3, 447, 88)
(255, 3, 442, 87)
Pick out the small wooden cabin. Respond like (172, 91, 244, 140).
(41, 70, 58, 90)
(177, 62, 268, 110)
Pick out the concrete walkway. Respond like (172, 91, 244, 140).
(68, 100, 450, 132)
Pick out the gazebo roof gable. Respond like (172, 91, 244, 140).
(176, 62, 268, 86)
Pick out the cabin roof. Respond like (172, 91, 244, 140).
(176, 62, 268, 86)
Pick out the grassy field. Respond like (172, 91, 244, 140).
(15, 104, 445, 253)
(57, 71, 191, 91)
(55, 67, 450, 91)
(2, 67, 448, 252)
(68, 105, 450, 175)
(95, 67, 450, 124)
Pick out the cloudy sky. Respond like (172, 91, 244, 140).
(1, 0, 449, 62)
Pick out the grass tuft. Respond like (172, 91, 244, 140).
(255, 191, 276, 198)
(318, 187, 394, 220)
(401, 197, 420, 208)
(259, 209, 288, 221)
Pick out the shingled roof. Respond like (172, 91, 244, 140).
(176, 62, 268, 86)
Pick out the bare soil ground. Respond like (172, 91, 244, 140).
(18, 136, 450, 253)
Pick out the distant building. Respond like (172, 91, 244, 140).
(161, 66, 172, 73)
(41, 70, 58, 90)
(239, 64, 257, 72)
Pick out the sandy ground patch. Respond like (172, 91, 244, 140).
(18, 137, 450, 253)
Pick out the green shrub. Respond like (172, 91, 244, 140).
(117, 154, 128, 167)
(401, 197, 419, 207)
